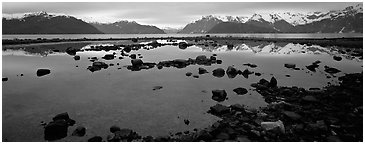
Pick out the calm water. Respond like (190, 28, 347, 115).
(2, 39, 363, 141)
(2, 33, 363, 40)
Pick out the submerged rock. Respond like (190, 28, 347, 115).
(243, 63, 257, 68)
(212, 90, 227, 102)
(324, 66, 341, 74)
(36, 69, 51, 77)
(153, 86, 163, 90)
(233, 87, 248, 95)
(212, 68, 225, 78)
(72, 126, 86, 137)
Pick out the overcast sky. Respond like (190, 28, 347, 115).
(2, 2, 362, 28)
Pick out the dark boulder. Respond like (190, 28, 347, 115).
(87, 62, 108, 72)
(44, 120, 69, 141)
(216, 60, 222, 64)
(242, 69, 254, 78)
(131, 59, 144, 67)
(2, 77, 8, 81)
(184, 119, 190, 125)
(209, 104, 230, 115)
(74, 55, 80, 61)
(52, 112, 70, 121)
(212, 68, 225, 78)
(198, 67, 208, 74)
(333, 56, 342, 61)
(233, 87, 248, 95)
(284, 63, 296, 69)
(178, 42, 188, 49)
(123, 46, 132, 53)
(130, 54, 136, 59)
(36, 69, 51, 77)
(65, 47, 77, 55)
(212, 90, 227, 102)
(226, 66, 238, 78)
(173, 59, 188, 68)
(269, 77, 278, 88)
(102, 54, 114, 60)
(186, 72, 192, 77)
(88, 136, 103, 142)
(72, 126, 86, 137)
(110, 125, 121, 133)
(152, 86, 163, 90)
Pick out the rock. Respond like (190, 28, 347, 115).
(88, 62, 108, 72)
(196, 130, 213, 141)
(333, 56, 342, 61)
(2, 77, 8, 81)
(186, 72, 192, 77)
(111, 129, 139, 142)
(324, 66, 341, 74)
(236, 136, 251, 142)
(258, 79, 270, 87)
(74, 55, 80, 61)
(210, 56, 217, 60)
(131, 59, 144, 67)
(243, 63, 257, 68)
(193, 75, 199, 78)
(36, 69, 51, 77)
(110, 125, 121, 133)
(242, 69, 254, 78)
(282, 111, 302, 121)
(233, 87, 248, 95)
(65, 47, 77, 55)
(302, 95, 318, 102)
(230, 104, 245, 111)
(52, 112, 70, 121)
(261, 120, 285, 134)
(212, 90, 227, 102)
(72, 126, 86, 137)
(212, 68, 225, 78)
(131, 38, 138, 42)
(284, 63, 296, 69)
(44, 120, 69, 141)
(88, 136, 103, 142)
(178, 42, 188, 49)
(216, 60, 222, 64)
(198, 67, 208, 74)
(130, 54, 136, 59)
(216, 132, 230, 140)
(184, 119, 190, 125)
(209, 104, 230, 115)
(269, 77, 278, 88)
(173, 59, 188, 68)
(102, 54, 114, 60)
(226, 66, 238, 78)
(123, 46, 132, 53)
(152, 86, 163, 90)
(255, 73, 261, 76)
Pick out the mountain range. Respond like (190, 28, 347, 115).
(2, 4, 363, 34)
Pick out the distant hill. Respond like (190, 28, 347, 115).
(91, 21, 165, 34)
(3, 11, 102, 34)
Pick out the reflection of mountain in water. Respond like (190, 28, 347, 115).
(196, 41, 359, 59)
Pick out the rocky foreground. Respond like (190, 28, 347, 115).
(43, 72, 363, 142)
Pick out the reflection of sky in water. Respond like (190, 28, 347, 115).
(2, 40, 363, 141)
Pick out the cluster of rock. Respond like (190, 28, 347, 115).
(43, 112, 77, 141)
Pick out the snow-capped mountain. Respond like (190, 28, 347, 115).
(3, 11, 102, 34)
(180, 4, 363, 33)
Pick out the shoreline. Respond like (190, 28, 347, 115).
(3, 36, 363, 48)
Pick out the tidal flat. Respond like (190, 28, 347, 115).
(2, 37, 363, 142)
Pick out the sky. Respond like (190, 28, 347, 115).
(2, 2, 362, 28)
